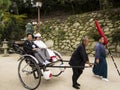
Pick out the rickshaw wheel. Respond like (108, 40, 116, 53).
(18, 56, 41, 90)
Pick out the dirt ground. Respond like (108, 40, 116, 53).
(0, 54, 120, 90)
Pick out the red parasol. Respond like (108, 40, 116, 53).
(95, 20, 108, 45)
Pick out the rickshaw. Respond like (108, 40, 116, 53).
(11, 40, 92, 90)
(11, 41, 65, 90)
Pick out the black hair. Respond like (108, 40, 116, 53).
(27, 33, 34, 38)
(96, 36, 103, 41)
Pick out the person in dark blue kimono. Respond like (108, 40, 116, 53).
(93, 36, 108, 81)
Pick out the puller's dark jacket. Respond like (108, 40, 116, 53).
(69, 43, 88, 69)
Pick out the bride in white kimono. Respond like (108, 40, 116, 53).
(34, 33, 57, 62)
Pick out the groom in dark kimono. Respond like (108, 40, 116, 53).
(69, 36, 92, 89)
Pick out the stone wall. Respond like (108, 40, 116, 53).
(40, 9, 120, 56)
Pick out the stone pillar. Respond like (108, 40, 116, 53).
(2, 39, 9, 57)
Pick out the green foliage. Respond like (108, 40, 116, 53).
(0, 13, 27, 41)
(42, 0, 100, 14)
(0, 0, 27, 41)
(0, 0, 26, 41)
(4, 0, 119, 18)
(9, 0, 100, 16)
(0, 0, 11, 12)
